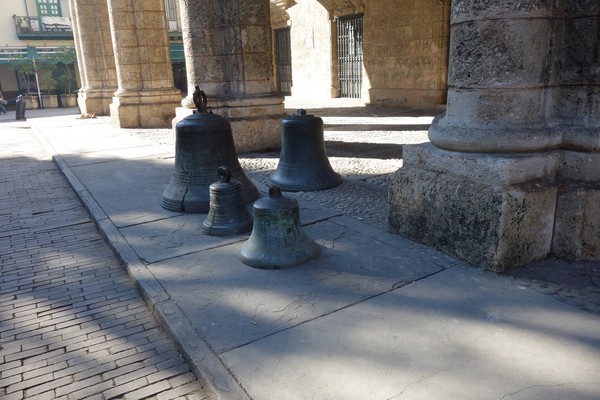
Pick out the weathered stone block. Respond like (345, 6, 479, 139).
(230, 117, 281, 153)
(110, 94, 181, 128)
(449, 19, 552, 88)
(77, 89, 114, 116)
(560, 16, 600, 85)
(451, 0, 554, 23)
(553, 150, 600, 260)
(553, 187, 600, 260)
(389, 145, 558, 271)
(560, 151, 600, 182)
(172, 93, 284, 152)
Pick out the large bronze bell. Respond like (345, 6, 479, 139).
(202, 167, 253, 236)
(239, 186, 320, 269)
(268, 109, 342, 191)
(161, 90, 258, 213)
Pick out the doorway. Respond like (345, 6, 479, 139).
(337, 13, 363, 99)
(275, 27, 292, 96)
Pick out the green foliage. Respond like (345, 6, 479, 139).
(8, 55, 34, 95)
(7, 47, 78, 95)
(36, 54, 58, 93)
(51, 47, 78, 94)
(53, 46, 77, 65)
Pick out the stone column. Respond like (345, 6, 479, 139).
(106, 0, 182, 128)
(550, 4, 600, 260)
(388, 1, 600, 271)
(69, 5, 86, 96)
(69, 0, 117, 115)
(177, 0, 285, 152)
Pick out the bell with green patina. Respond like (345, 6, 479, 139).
(202, 167, 253, 237)
(269, 109, 342, 191)
(239, 186, 320, 269)
(161, 112, 258, 213)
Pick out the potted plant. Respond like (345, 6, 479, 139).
(36, 56, 59, 108)
(52, 46, 78, 108)
(7, 55, 39, 109)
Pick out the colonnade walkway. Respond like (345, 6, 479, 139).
(1, 106, 599, 399)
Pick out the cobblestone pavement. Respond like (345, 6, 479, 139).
(0, 123, 212, 399)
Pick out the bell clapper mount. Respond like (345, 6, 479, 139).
(192, 85, 208, 114)
(218, 165, 232, 183)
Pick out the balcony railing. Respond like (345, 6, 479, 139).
(167, 17, 182, 40)
(13, 15, 74, 40)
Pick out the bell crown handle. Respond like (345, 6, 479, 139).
(193, 86, 208, 113)
(268, 186, 283, 198)
(218, 166, 232, 183)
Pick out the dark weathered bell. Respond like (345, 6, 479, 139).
(239, 186, 320, 269)
(202, 167, 253, 236)
(161, 112, 258, 213)
(268, 109, 342, 191)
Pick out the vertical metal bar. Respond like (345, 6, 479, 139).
(337, 14, 363, 98)
(350, 16, 354, 98)
(275, 28, 292, 95)
(337, 19, 342, 97)
(285, 28, 291, 93)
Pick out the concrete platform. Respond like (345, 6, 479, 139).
(22, 108, 600, 400)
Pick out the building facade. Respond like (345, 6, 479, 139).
(0, 0, 75, 107)
(0, 0, 184, 109)
(2, 0, 450, 111)
(270, 0, 450, 108)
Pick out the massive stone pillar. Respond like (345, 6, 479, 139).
(106, 0, 182, 128)
(551, 3, 600, 260)
(177, 0, 285, 152)
(69, 0, 117, 115)
(388, 1, 599, 271)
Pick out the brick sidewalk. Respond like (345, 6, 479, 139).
(0, 124, 211, 399)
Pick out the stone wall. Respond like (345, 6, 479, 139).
(364, 0, 450, 107)
(285, 1, 335, 99)
(271, 0, 450, 107)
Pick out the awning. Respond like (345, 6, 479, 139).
(170, 43, 185, 63)
(2, 44, 185, 64)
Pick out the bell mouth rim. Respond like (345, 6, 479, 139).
(239, 242, 320, 270)
(266, 176, 343, 192)
(281, 116, 322, 124)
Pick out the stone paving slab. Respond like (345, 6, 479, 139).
(62, 145, 171, 167)
(222, 265, 600, 400)
(119, 200, 340, 264)
(329, 215, 464, 268)
(40, 117, 171, 165)
(27, 117, 144, 153)
(147, 218, 448, 353)
(70, 157, 175, 227)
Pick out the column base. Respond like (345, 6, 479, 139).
(78, 89, 115, 116)
(174, 94, 285, 153)
(388, 144, 560, 271)
(110, 90, 182, 128)
(553, 151, 600, 260)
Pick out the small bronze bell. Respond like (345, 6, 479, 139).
(239, 186, 320, 269)
(202, 166, 253, 236)
(269, 109, 342, 191)
(161, 88, 258, 213)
